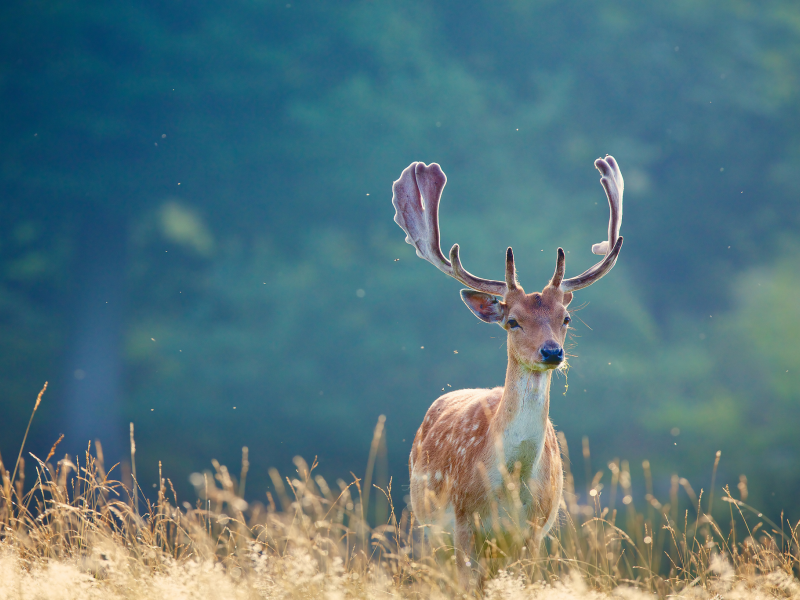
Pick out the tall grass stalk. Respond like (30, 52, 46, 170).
(1, 410, 799, 598)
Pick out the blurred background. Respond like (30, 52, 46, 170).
(1, 0, 799, 519)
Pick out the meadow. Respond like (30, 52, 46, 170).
(2, 386, 799, 599)
(3, 2, 800, 598)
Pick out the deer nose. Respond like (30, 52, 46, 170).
(540, 341, 564, 364)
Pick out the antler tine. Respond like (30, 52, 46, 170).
(560, 156, 624, 293)
(505, 247, 518, 291)
(560, 236, 623, 292)
(393, 162, 508, 297)
(549, 248, 565, 288)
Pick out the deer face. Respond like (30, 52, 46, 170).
(461, 285, 573, 371)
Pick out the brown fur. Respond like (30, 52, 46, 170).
(409, 282, 569, 587)
(393, 156, 624, 588)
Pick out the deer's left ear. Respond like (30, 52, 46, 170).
(460, 290, 507, 324)
(563, 292, 573, 307)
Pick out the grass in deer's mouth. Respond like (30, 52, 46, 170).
(1, 392, 800, 599)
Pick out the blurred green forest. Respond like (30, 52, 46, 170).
(1, 0, 800, 517)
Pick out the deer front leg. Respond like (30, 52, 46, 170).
(529, 526, 545, 560)
(454, 511, 475, 589)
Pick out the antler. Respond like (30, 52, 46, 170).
(392, 162, 508, 296)
(393, 157, 623, 297)
(558, 156, 624, 292)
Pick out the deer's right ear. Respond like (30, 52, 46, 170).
(460, 290, 507, 324)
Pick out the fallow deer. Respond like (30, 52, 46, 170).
(392, 156, 624, 587)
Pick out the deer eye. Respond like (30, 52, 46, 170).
(563, 315, 571, 325)
(507, 318, 521, 329)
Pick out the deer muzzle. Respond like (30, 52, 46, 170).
(539, 341, 564, 365)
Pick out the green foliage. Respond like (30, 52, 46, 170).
(1, 0, 800, 516)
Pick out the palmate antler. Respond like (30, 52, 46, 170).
(392, 157, 624, 296)
(392, 162, 508, 296)
(558, 156, 624, 292)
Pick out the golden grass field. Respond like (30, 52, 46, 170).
(2, 386, 799, 599)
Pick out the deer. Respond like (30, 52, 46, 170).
(392, 156, 624, 588)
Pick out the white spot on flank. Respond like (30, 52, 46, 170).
(435, 471, 442, 481)
(469, 437, 475, 445)
(472, 423, 479, 431)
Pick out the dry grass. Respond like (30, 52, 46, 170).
(1, 388, 800, 599)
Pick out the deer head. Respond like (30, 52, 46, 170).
(392, 157, 623, 371)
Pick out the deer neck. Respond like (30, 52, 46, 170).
(490, 355, 552, 477)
